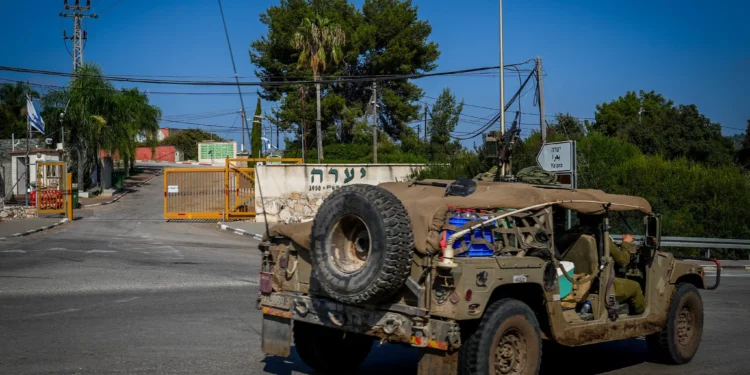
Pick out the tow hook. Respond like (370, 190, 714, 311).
(382, 317, 403, 335)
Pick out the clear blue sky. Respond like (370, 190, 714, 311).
(1, 0, 748, 148)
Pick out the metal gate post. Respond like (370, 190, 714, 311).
(224, 158, 229, 221)
(66, 172, 73, 220)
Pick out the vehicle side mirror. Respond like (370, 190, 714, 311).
(644, 215, 660, 248)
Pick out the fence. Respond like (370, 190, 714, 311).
(611, 235, 750, 259)
(163, 158, 302, 221)
(35, 161, 68, 214)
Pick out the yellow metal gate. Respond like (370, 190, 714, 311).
(164, 168, 226, 220)
(225, 158, 256, 220)
(163, 158, 301, 221)
(36, 161, 68, 214)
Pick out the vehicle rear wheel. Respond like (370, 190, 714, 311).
(293, 321, 373, 374)
(459, 298, 542, 375)
(646, 283, 704, 364)
(310, 184, 413, 304)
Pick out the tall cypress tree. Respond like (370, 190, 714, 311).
(251, 98, 263, 158)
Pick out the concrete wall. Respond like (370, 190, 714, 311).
(135, 146, 177, 162)
(254, 164, 423, 223)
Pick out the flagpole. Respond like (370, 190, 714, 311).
(25, 88, 31, 207)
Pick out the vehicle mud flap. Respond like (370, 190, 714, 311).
(417, 348, 458, 375)
(261, 315, 292, 357)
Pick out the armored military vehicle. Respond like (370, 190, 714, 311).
(255, 180, 719, 375)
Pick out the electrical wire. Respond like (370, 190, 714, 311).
(101, 0, 125, 14)
(0, 65, 508, 87)
(449, 69, 537, 141)
(220, 112, 241, 139)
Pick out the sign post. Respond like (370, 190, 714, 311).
(537, 141, 577, 227)
(536, 141, 574, 174)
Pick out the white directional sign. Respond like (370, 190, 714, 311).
(536, 141, 574, 173)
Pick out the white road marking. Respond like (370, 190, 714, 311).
(86, 250, 117, 253)
(112, 297, 141, 303)
(0, 250, 26, 253)
(31, 308, 81, 317)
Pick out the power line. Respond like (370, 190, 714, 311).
(0, 64, 509, 87)
(0, 77, 262, 96)
(100, 0, 124, 14)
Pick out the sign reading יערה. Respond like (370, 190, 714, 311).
(536, 141, 574, 173)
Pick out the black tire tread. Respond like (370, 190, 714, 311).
(459, 298, 542, 375)
(310, 184, 414, 305)
(647, 283, 703, 365)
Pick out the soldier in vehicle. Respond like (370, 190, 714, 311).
(566, 214, 646, 315)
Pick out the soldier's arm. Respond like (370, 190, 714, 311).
(609, 237, 631, 268)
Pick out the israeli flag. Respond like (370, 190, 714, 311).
(26, 94, 45, 134)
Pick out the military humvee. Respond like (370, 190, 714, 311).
(256, 180, 719, 375)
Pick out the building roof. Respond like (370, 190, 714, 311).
(8, 149, 63, 155)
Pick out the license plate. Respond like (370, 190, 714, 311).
(262, 294, 291, 310)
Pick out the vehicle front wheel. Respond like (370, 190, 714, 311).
(646, 283, 704, 364)
(459, 298, 542, 375)
(293, 321, 373, 374)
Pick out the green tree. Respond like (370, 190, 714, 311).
(428, 88, 463, 161)
(112, 89, 162, 173)
(291, 15, 346, 161)
(161, 129, 224, 161)
(548, 113, 586, 140)
(42, 64, 116, 189)
(42, 63, 162, 189)
(593, 90, 733, 165)
(0, 82, 40, 139)
(250, 0, 439, 147)
(251, 98, 263, 158)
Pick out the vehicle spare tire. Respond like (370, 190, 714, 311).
(310, 184, 414, 305)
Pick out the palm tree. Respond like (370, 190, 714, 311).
(291, 15, 345, 162)
(111, 89, 161, 174)
(43, 63, 160, 189)
(0, 82, 39, 139)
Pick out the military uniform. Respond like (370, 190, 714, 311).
(609, 239, 646, 314)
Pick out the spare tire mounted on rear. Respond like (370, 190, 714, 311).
(310, 184, 414, 305)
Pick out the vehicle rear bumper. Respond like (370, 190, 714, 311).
(258, 292, 460, 351)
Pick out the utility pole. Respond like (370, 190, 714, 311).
(498, 0, 506, 176)
(300, 86, 306, 164)
(217, 0, 249, 153)
(536, 56, 547, 144)
(371, 81, 378, 164)
(60, 0, 97, 72)
(638, 102, 643, 124)
(424, 103, 428, 142)
(240, 108, 246, 152)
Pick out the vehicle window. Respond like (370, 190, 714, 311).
(610, 211, 645, 237)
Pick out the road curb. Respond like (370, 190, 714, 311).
(82, 171, 163, 208)
(0, 217, 69, 240)
(217, 223, 263, 240)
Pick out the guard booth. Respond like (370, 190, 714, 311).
(35, 161, 68, 214)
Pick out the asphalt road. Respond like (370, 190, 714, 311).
(1, 168, 749, 374)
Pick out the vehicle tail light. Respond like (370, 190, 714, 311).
(260, 272, 273, 294)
